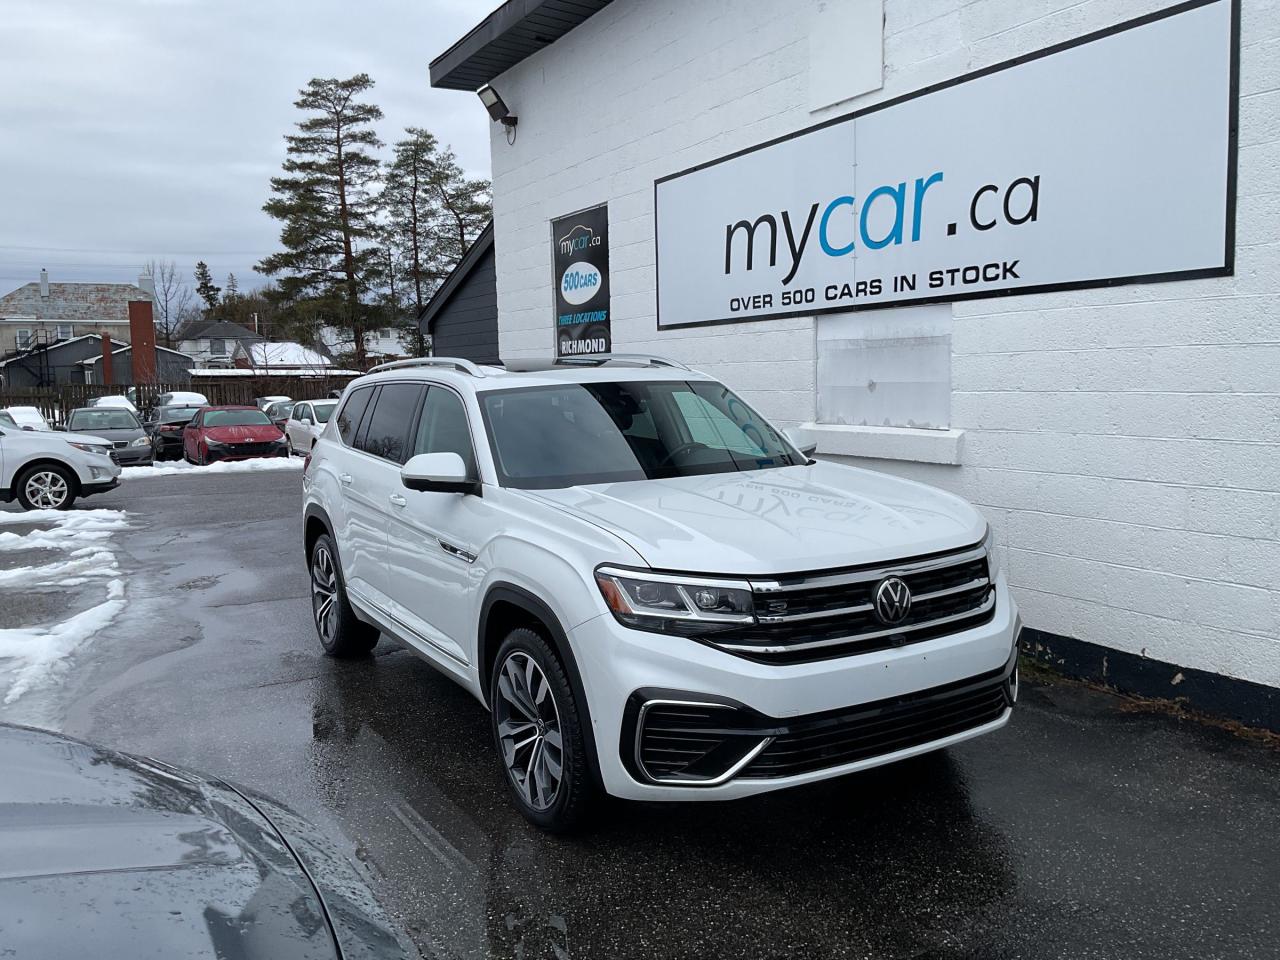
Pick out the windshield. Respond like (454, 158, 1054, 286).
(158, 407, 200, 424)
(204, 409, 272, 427)
(0, 412, 15, 427)
(479, 380, 805, 489)
(313, 402, 336, 423)
(267, 402, 295, 419)
(68, 410, 139, 431)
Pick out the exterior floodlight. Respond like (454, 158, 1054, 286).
(477, 84, 518, 127)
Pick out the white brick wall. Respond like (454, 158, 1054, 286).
(487, 0, 1280, 687)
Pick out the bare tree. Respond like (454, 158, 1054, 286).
(143, 259, 194, 347)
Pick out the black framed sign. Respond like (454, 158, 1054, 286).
(552, 204, 611, 356)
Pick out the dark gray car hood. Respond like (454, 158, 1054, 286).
(0, 724, 408, 960)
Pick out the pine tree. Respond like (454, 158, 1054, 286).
(194, 260, 221, 311)
(225, 273, 239, 298)
(257, 74, 384, 366)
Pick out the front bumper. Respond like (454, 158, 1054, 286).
(572, 571, 1021, 801)
(206, 443, 288, 462)
(109, 446, 152, 465)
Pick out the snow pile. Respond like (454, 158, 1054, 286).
(122, 456, 304, 479)
(0, 508, 130, 706)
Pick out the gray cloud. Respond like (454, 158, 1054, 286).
(0, 0, 492, 293)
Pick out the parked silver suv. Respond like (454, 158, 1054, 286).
(303, 356, 1019, 830)
(0, 418, 122, 510)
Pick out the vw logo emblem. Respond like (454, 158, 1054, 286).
(873, 576, 912, 625)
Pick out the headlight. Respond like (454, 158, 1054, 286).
(131, 436, 151, 447)
(68, 441, 111, 456)
(595, 566, 754, 634)
(204, 438, 225, 447)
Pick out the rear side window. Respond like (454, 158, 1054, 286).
(412, 387, 477, 478)
(336, 386, 374, 445)
(357, 383, 423, 464)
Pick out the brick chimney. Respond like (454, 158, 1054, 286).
(101, 333, 114, 385)
(129, 299, 158, 383)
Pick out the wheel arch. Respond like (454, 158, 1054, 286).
(15, 457, 82, 495)
(303, 503, 333, 565)
(480, 583, 603, 790)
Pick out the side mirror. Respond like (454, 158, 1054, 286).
(301, 416, 313, 426)
(401, 452, 477, 495)
(22, 425, 36, 432)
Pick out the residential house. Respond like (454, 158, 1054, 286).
(176, 320, 264, 369)
(233, 341, 331, 372)
(0, 335, 127, 388)
(318, 325, 410, 362)
(82, 344, 194, 385)
(418, 221, 497, 363)
(0, 269, 154, 358)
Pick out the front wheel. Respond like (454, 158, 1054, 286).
(16, 464, 77, 511)
(490, 629, 595, 831)
(309, 533, 379, 657)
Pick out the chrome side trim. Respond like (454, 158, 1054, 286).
(748, 544, 987, 594)
(635, 699, 772, 787)
(438, 539, 477, 564)
(712, 591, 997, 655)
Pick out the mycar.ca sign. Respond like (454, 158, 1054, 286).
(553, 204, 611, 355)
(654, 0, 1238, 329)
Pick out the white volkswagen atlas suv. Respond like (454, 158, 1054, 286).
(302, 355, 1020, 830)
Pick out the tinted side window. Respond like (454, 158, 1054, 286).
(357, 383, 423, 464)
(336, 387, 374, 445)
(412, 387, 477, 478)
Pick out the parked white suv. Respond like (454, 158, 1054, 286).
(0, 419, 122, 510)
(302, 356, 1020, 830)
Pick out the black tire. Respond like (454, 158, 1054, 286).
(15, 463, 78, 511)
(490, 628, 595, 832)
(286, 436, 295, 456)
(309, 533, 378, 657)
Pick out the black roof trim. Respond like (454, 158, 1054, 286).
(430, 0, 613, 91)
(418, 222, 495, 331)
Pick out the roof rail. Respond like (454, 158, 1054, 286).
(366, 357, 488, 377)
(556, 353, 690, 371)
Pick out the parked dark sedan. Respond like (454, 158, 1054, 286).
(0, 723, 412, 959)
(146, 404, 203, 460)
(61, 407, 153, 465)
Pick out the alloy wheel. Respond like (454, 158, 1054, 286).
(24, 471, 69, 509)
(495, 652, 564, 811)
(311, 544, 338, 644)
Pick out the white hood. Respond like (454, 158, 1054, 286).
(522, 461, 986, 576)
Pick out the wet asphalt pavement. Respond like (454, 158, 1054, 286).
(1, 470, 1278, 960)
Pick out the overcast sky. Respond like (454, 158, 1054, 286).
(0, 0, 493, 294)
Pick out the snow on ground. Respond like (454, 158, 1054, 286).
(0, 580, 125, 704)
(0, 508, 130, 706)
(122, 457, 304, 479)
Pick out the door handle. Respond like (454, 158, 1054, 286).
(339, 474, 353, 486)
(388, 493, 407, 507)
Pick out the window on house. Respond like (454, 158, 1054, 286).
(56, 324, 73, 340)
(816, 304, 952, 430)
(377, 328, 393, 340)
(15, 329, 32, 349)
(209, 338, 226, 355)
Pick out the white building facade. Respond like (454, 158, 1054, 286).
(431, 0, 1279, 722)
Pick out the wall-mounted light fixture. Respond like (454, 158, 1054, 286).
(478, 84, 518, 128)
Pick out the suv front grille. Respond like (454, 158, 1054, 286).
(694, 542, 995, 664)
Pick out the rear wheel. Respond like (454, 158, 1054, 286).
(16, 464, 77, 511)
(490, 628, 594, 831)
(309, 533, 378, 657)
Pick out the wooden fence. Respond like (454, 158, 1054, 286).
(1, 374, 359, 425)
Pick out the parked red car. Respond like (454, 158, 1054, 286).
(182, 405, 289, 465)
